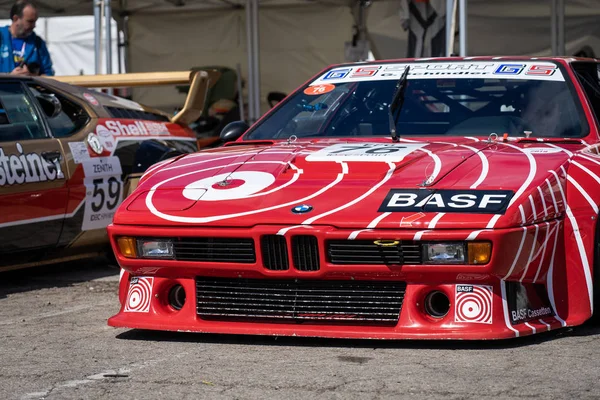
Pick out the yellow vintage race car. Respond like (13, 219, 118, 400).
(0, 70, 219, 271)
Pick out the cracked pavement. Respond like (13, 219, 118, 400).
(1, 257, 600, 399)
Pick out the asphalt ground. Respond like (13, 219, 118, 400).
(1, 258, 600, 400)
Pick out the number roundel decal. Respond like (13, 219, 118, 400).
(304, 84, 335, 96)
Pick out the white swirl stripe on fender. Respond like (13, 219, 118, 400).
(545, 178, 559, 215)
(546, 218, 567, 326)
(551, 169, 593, 314)
(528, 195, 537, 221)
(519, 224, 539, 282)
(518, 205, 526, 225)
(502, 227, 527, 280)
(566, 175, 598, 214)
(537, 186, 548, 218)
(502, 143, 537, 208)
(533, 222, 552, 283)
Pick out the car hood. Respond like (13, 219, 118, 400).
(116, 138, 576, 229)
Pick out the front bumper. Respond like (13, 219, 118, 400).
(107, 222, 567, 340)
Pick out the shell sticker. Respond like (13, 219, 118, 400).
(304, 84, 335, 96)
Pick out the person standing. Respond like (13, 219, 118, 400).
(0, 0, 54, 76)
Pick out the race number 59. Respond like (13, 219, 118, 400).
(81, 156, 123, 231)
(90, 177, 122, 212)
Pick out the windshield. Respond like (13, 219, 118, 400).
(245, 61, 587, 140)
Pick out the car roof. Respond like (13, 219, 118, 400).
(327, 55, 598, 69)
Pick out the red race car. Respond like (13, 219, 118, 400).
(108, 57, 600, 340)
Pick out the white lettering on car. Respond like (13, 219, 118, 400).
(0, 144, 60, 186)
(379, 189, 514, 214)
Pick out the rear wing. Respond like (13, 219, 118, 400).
(51, 70, 221, 125)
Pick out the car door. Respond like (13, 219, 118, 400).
(0, 80, 69, 256)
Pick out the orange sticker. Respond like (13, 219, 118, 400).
(304, 84, 336, 96)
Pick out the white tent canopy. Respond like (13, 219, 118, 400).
(2, 0, 598, 114)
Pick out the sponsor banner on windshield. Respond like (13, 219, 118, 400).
(312, 62, 564, 85)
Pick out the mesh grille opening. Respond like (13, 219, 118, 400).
(261, 235, 289, 270)
(327, 240, 422, 265)
(292, 235, 320, 271)
(196, 277, 406, 325)
(173, 237, 255, 263)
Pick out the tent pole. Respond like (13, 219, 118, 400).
(445, 0, 452, 56)
(245, 0, 255, 123)
(458, 0, 467, 56)
(252, 0, 260, 119)
(94, 0, 102, 74)
(557, 0, 565, 55)
(104, 0, 112, 76)
(551, 0, 557, 55)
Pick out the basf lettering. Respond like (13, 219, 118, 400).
(379, 189, 514, 214)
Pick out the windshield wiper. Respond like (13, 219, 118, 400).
(388, 66, 410, 142)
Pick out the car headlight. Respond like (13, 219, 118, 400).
(421, 242, 491, 265)
(422, 242, 465, 264)
(137, 238, 174, 259)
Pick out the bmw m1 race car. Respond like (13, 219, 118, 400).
(109, 57, 600, 340)
(1, 70, 217, 271)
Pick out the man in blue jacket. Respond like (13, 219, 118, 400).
(0, 1, 54, 76)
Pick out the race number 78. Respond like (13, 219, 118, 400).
(327, 144, 407, 154)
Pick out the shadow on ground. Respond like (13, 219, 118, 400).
(116, 323, 600, 350)
(0, 256, 119, 298)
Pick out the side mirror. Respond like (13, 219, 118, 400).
(220, 121, 249, 143)
(37, 94, 62, 118)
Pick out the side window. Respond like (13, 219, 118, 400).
(0, 82, 46, 142)
(28, 84, 90, 138)
(573, 62, 600, 125)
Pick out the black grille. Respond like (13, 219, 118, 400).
(327, 240, 422, 265)
(105, 106, 169, 121)
(196, 277, 406, 325)
(261, 235, 289, 270)
(292, 235, 320, 271)
(173, 238, 255, 263)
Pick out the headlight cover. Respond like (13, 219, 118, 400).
(137, 239, 174, 259)
(422, 242, 491, 265)
(422, 242, 466, 264)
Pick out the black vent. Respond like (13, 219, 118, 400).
(173, 238, 255, 263)
(327, 240, 422, 265)
(261, 235, 289, 270)
(105, 106, 169, 121)
(196, 277, 406, 325)
(292, 235, 320, 271)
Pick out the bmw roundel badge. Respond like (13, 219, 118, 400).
(292, 204, 313, 214)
